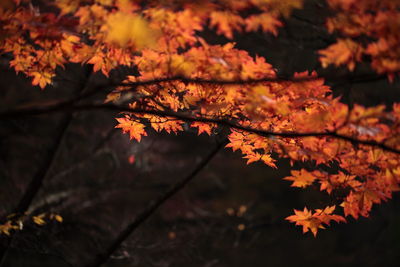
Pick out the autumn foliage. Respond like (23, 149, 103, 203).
(1, 0, 400, 237)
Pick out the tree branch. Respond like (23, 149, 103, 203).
(0, 73, 389, 119)
(1, 102, 399, 155)
(13, 66, 93, 215)
(85, 139, 227, 267)
(0, 66, 93, 267)
(112, 73, 388, 88)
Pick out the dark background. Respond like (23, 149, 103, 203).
(1, 1, 400, 266)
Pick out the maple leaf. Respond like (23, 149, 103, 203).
(243, 152, 262, 165)
(144, 114, 184, 134)
(314, 206, 346, 226)
(319, 38, 363, 71)
(103, 12, 158, 49)
(284, 169, 319, 188)
(260, 154, 277, 168)
(286, 206, 345, 237)
(191, 122, 214, 136)
(87, 51, 113, 77)
(31, 71, 53, 89)
(245, 13, 282, 36)
(286, 207, 322, 237)
(115, 116, 147, 142)
(226, 130, 245, 152)
(170, 54, 196, 77)
(319, 172, 359, 194)
(209, 11, 244, 39)
(293, 108, 329, 132)
(341, 186, 386, 219)
(60, 34, 80, 56)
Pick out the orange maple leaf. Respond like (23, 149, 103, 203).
(31, 71, 53, 89)
(284, 169, 318, 188)
(319, 38, 363, 71)
(209, 11, 244, 39)
(286, 206, 345, 237)
(144, 115, 184, 134)
(115, 116, 147, 142)
(319, 172, 359, 194)
(245, 13, 282, 36)
(191, 122, 214, 136)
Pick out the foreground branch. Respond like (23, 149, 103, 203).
(1, 103, 399, 155)
(114, 73, 387, 88)
(85, 140, 226, 267)
(0, 73, 387, 121)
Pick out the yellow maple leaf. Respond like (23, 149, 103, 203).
(170, 54, 196, 77)
(103, 12, 158, 49)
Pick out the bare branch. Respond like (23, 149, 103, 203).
(85, 139, 227, 267)
(0, 66, 93, 267)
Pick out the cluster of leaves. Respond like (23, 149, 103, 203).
(0, 0, 302, 88)
(0, 213, 62, 236)
(1, 0, 400, 236)
(319, 0, 400, 80)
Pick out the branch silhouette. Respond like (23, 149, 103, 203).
(1, 102, 399, 155)
(0, 66, 93, 267)
(85, 139, 227, 267)
(0, 72, 386, 120)
(113, 73, 387, 88)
